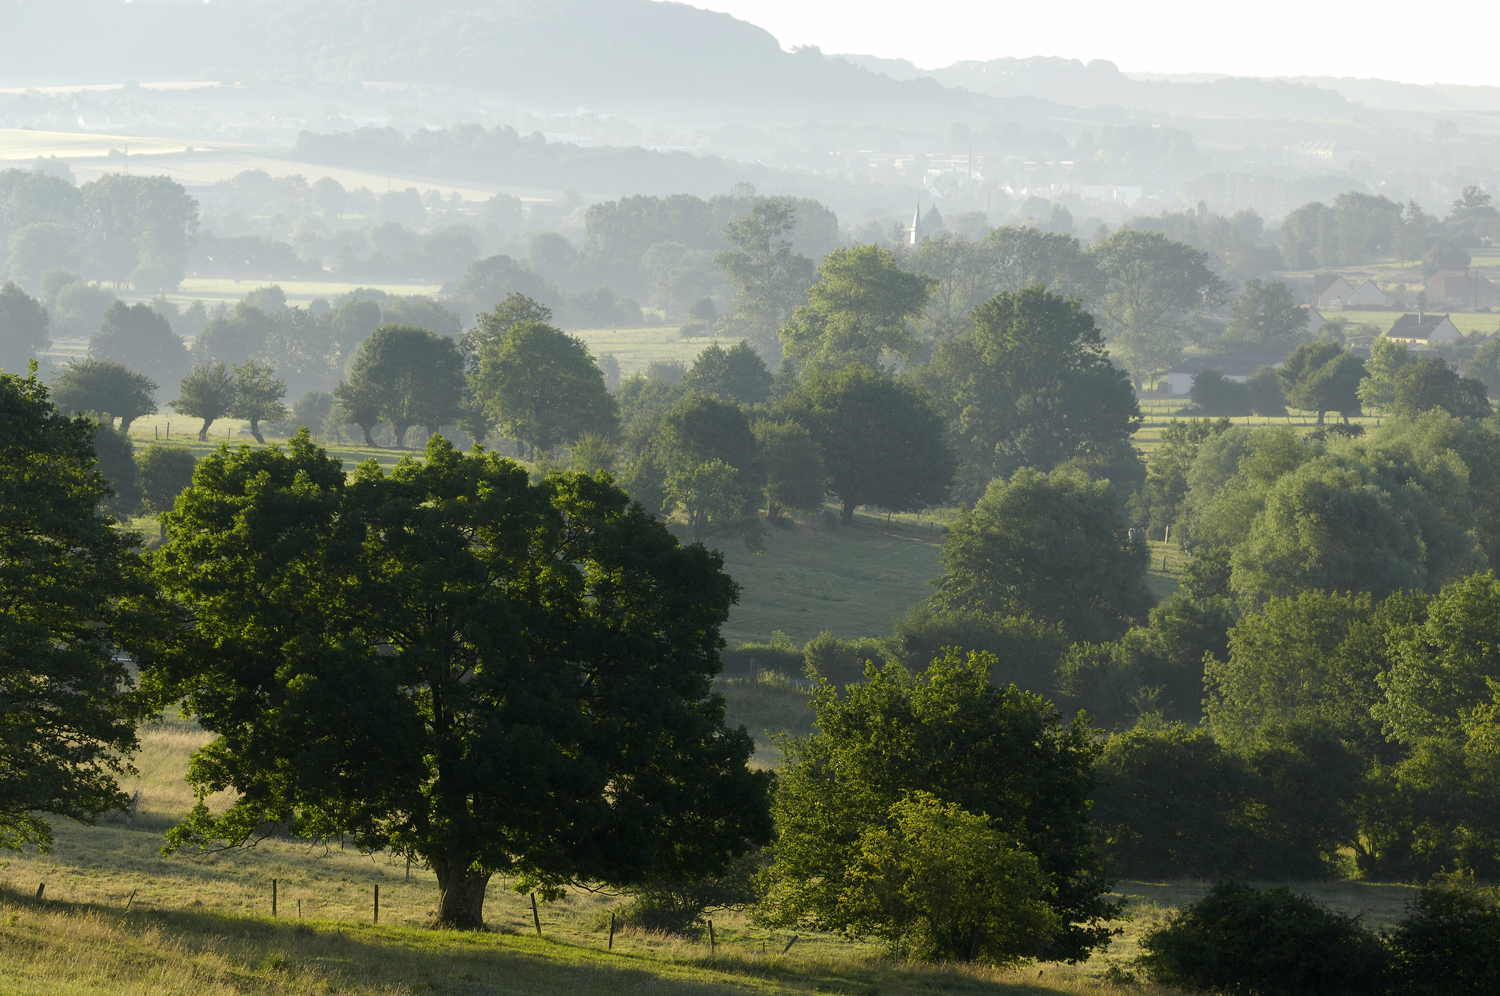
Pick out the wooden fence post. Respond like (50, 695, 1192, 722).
(35, 883, 44, 900)
(608, 912, 616, 949)
(782, 935, 799, 954)
(530, 892, 541, 936)
(374, 883, 379, 924)
(708, 919, 715, 952)
(272, 878, 277, 917)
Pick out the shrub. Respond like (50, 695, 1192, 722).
(1136, 881, 1388, 996)
(136, 444, 197, 513)
(1388, 882, 1500, 996)
(841, 792, 1060, 964)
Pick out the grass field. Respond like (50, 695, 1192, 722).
(170, 278, 444, 309)
(570, 327, 717, 376)
(0, 703, 1423, 996)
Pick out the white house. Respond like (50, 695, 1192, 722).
(1386, 313, 1462, 345)
(1314, 274, 1356, 309)
(1347, 279, 1388, 307)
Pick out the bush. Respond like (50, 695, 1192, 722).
(841, 792, 1060, 965)
(891, 605, 1068, 696)
(1136, 881, 1388, 996)
(802, 630, 894, 685)
(1388, 882, 1500, 995)
(136, 444, 197, 513)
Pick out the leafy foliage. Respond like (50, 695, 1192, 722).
(50, 356, 158, 431)
(472, 319, 615, 455)
(758, 650, 1120, 964)
(919, 285, 1140, 498)
(933, 468, 1150, 643)
(1136, 881, 1389, 996)
(172, 362, 237, 441)
(779, 362, 953, 524)
(0, 366, 148, 851)
(145, 434, 771, 928)
(781, 244, 935, 368)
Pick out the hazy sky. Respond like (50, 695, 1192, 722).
(692, 0, 1500, 87)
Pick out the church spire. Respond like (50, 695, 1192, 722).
(909, 203, 922, 246)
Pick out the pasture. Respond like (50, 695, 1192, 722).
(0, 704, 1421, 996)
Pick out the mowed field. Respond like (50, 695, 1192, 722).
(0, 701, 1422, 996)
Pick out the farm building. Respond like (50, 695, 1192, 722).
(1425, 271, 1500, 309)
(1314, 274, 1356, 308)
(1347, 279, 1388, 306)
(1301, 305, 1326, 331)
(1385, 313, 1462, 345)
(1163, 356, 1284, 395)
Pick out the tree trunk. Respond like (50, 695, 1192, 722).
(766, 500, 781, 521)
(393, 423, 410, 449)
(430, 860, 492, 930)
(198, 418, 212, 441)
(250, 418, 265, 445)
(360, 423, 377, 447)
(1317, 410, 1326, 425)
(841, 498, 856, 526)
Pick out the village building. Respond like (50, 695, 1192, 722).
(1424, 271, 1500, 309)
(1386, 312, 1463, 346)
(1301, 305, 1326, 331)
(1313, 274, 1356, 308)
(1347, 278, 1388, 306)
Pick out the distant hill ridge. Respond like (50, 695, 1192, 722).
(4, 0, 1497, 120)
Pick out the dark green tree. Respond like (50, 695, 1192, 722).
(1247, 363, 1288, 416)
(933, 468, 1152, 643)
(1218, 278, 1310, 356)
(171, 362, 237, 441)
(1134, 417, 1229, 539)
(780, 363, 954, 525)
(757, 650, 1119, 963)
(1389, 882, 1500, 995)
(1138, 882, 1389, 996)
(0, 366, 148, 852)
(1389, 357, 1491, 420)
(1187, 369, 1252, 416)
(346, 324, 468, 448)
(681, 340, 773, 404)
(136, 444, 197, 513)
(754, 419, 826, 519)
(50, 356, 158, 431)
(1278, 341, 1367, 424)
(332, 378, 383, 447)
(781, 244, 935, 368)
(89, 300, 188, 387)
(472, 320, 616, 456)
(460, 293, 555, 372)
(0, 280, 50, 373)
(919, 285, 1140, 498)
(144, 434, 771, 928)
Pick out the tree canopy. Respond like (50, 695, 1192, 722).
(681, 340, 772, 405)
(757, 650, 1118, 964)
(932, 468, 1152, 642)
(0, 280, 50, 374)
(171, 362, 238, 441)
(780, 362, 954, 524)
(50, 356, 158, 432)
(144, 433, 771, 928)
(0, 366, 148, 852)
(472, 320, 616, 455)
(780, 244, 935, 368)
(346, 324, 468, 447)
(919, 285, 1140, 499)
(89, 300, 188, 387)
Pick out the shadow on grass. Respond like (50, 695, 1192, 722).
(0, 885, 1062, 996)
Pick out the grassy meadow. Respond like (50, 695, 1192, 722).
(0, 697, 1421, 996)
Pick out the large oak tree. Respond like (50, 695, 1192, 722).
(145, 433, 770, 928)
